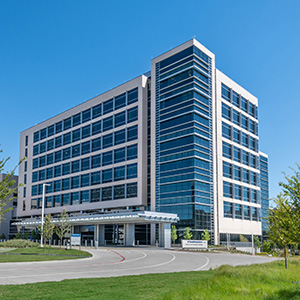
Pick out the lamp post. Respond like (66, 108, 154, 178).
(41, 183, 50, 247)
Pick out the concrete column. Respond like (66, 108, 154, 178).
(159, 223, 171, 248)
(98, 225, 105, 246)
(94, 224, 99, 248)
(150, 224, 156, 246)
(125, 224, 135, 246)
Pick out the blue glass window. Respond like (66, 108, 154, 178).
(114, 111, 126, 127)
(223, 181, 232, 198)
(102, 186, 112, 201)
(223, 162, 232, 178)
(103, 151, 113, 166)
(62, 178, 70, 191)
(251, 189, 258, 203)
(127, 163, 137, 179)
(47, 153, 54, 165)
(222, 103, 231, 121)
(241, 97, 248, 113)
(242, 150, 249, 166)
(91, 188, 100, 202)
(72, 129, 81, 142)
(81, 141, 90, 155)
(232, 91, 240, 107)
(224, 202, 233, 218)
(81, 174, 90, 187)
(34, 131, 40, 143)
(241, 115, 248, 130)
(55, 136, 62, 148)
(234, 184, 242, 200)
(242, 133, 249, 148)
(46, 167, 53, 179)
(92, 104, 101, 119)
(72, 113, 81, 127)
(71, 192, 80, 205)
(62, 194, 70, 206)
(115, 93, 126, 110)
(82, 109, 91, 123)
(222, 123, 231, 140)
(81, 125, 90, 139)
(127, 88, 138, 105)
(235, 204, 242, 219)
(233, 128, 240, 144)
(71, 176, 80, 189)
(72, 160, 80, 173)
(92, 154, 101, 168)
(63, 117, 72, 130)
(114, 166, 125, 181)
(91, 171, 101, 185)
(243, 187, 250, 202)
(244, 205, 250, 220)
(114, 184, 125, 199)
(47, 139, 54, 151)
(127, 125, 138, 142)
(221, 83, 231, 101)
(92, 137, 101, 152)
(127, 107, 138, 122)
(40, 142, 47, 154)
(39, 169, 45, 181)
(114, 147, 126, 163)
(54, 180, 61, 192)
(234, 166, 241, 181)
(63, 132, 71, 145)
(103, 116, 113, 132)
(92, 120, 101, 135)
(33, 145, 39, 156)
(31, 185, 38, 196)
(232, 110, 240, 126)
(62, 162, 70, 175)
(32, 171, 38, 182)
(233, 146, 240, 162)
(72, 144, 81, 158)
(54, 165, 62, 177)
(40, 128, 47, 140)
(102, 168, 112, 183)
(127, 144, 137, 160)
(103, 98, 113, 115)
(250, 154, 256, 168)
(63, 147, 71, 160)
(103, 133, 113, 148)
(115, 129, 125, 145)
(127, 182, 137, 198)
(55, 121, 63, 134)
(54, 195, 61, 207)
(81, 157, 90, 171)
(39, 156, 46, 168)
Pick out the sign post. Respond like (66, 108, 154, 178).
(71, 233, 81, 250)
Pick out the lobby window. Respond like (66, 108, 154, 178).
(127, 125, 138, 141)
(103, 98, 113, 115)
(127, 182, 137, 198)
(127, 163, 137, 179)
(223, 201, 233, 218)
(114, 184, 125, 200)
(102, 186, 112, 201)
(82, 109, 91, 123)
(115, 93, 126, 110)
(81, 190, 90, 203)
(72, 113, 81, 127)
(92, 104, 101, 119)
(127, 106, 138, 123)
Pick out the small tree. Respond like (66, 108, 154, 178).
(55, 209, 71, 248)
(183, 227, 193, 240)
(201, 229, 211, 243)
(171, 225, 177, 245)
(38, 214, 55, 247)
(262, 240, 272, 253)
(254, 236, 261, 253)
(268, 195, 298, 269)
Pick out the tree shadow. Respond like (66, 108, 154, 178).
(265, 289, 300, 300)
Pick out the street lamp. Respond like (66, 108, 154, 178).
(41, 183, 50, 247)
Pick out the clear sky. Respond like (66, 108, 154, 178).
(1, 0, 299, 200)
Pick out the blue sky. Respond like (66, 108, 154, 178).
(0, 0, 299, 199)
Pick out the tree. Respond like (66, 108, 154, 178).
(0, 149, 24, 223)
(183, 227, 193, 240)
(201, 229, 211, 242)
(38, 214, 55, 246)
(268, 195, 298, 269)
(171, 225, 177, 245)
(55, 209, 71, 248)
(254, 236, 261, 252)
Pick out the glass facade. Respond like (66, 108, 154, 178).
(155, 46, 213, 240)
(260, 154, 269, 239)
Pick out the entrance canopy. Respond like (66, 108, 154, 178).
(14, 211, 179, 227)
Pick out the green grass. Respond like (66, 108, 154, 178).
(0, 260, 299, 300)
(0, 247, 92, 262)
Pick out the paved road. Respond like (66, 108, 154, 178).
(0, 248, 277, 285)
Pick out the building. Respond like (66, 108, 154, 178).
(0, 174, 18, 239)
(17, 39, 269, 246)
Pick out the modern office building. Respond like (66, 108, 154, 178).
(17, 39, 269, 246)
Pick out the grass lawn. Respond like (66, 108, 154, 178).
(0, 247, 92, 262)
(0, 260, 299, 300)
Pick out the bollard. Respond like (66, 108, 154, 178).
(95, 241, 98, 249)
(58, 240, 61, 247)
(85, 240, 87, 247)
(91, 240, 93, 247)
(63, 240, 66, 246)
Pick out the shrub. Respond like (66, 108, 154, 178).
(262, 240, 272, 253)
(0, 239, 39, 248)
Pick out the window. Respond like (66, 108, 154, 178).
(103, 98, 113, 115)
(223, 162, 232, 178)
(81, 174, 90, 187)
(223, 181, 232, 198)
(250, 137, 257, 152)
(127, 163, 137, 179)
(92, 120, 101, 135)
(232, 91, 240, 107)
(81, 190, 90, 203)
(224, 202, 233, 218)
(55, 121, 63, 134)
(114, 184, 125, 200)
(242, 150, 249, 166)
(63, 147, 71, 160)
(62, 178, 70, 190)
(54, 195, 61, 207)
(55, 150, 62, 163)
(221, 83, 231, 101)
(92, 137, 101, 152)
(47, 139, 54, 151)
(241, 115, 248, 130)
(103, 116, 113, 132)
(63, 117, 72, 130)
(114, 111, 126, 127)
(232, 110, 240, 126)
(234, 184, 242, 200)
(72, 144, 81, 158)
(222, 123, 231, 140)
(244, 205, 250, 220)
(115, 93, 126, 110)
(91, 188, 100, 202)
(72, 113, 81, 127)
(33, 158, 39, 169)
(72, 160, 80, 173)
(33, 145, 39, 156)
(34, 131, 40, 143)
(32, 172, 38, 183)
(62, 163, 70, 175)
(39, 156, 46, 168)
(25, 135, 28, 146)
(55, 136, 62, 148)
(222, 103, 231, 121)
(92, 104, 101, 119)
(71, 176, 80, 189)
(92, 154, 101, 168)
(81, 141, 91, 155)
(24, 174, 27, 184)
(251, 171, 257, 186)
(81, 125, 90, 139)
(243, 187, 250, 202)
(234, 166, 241, 181)
(127, 106, 138, 122)
(39, 169, 46, 181)
(81, 157, 90, 171)
(241, 97, 248, 113)
(40, 142, 46, 154)
(40, 128, 47, 140)
(222, 142, 231, 159)
(54, 180, 61, 192)
(47, 153, 54, 165)
(48, 125, 55, 137)
(103, 133, 113, 148)
(103, 151, 113, 166)
(54, 165, 62, 177)
(242, 133, 249, 148)
(243, 169, 249, 184)
(114, 166, 125, 181)
(102, 186, 112, 201)
(128, 88, 138, 105)
(46, 196, 53, 208)
(233, 146, 240, 162)
(233, 128, 240, 144)
(63, 132, 71, 145)
(114, 147, 126, 163)
(251, 189, 258, 203)
(127, 182, 137, 198)
(127, 144, 137, 160)
(71, 192, 80, 205)
(250, 154, 257, 168)
(127, 125, 138, 141)
(82, 109, 91, 123)
(46, 167, 53, 179)
(235, 204, 242, 219)
(102, 168, 112, 183)
(62, 194, 70, 206)
(115, 129, 125, 145)
(72, 129, 81, 142)
(91, 171, 101, 185)
(252, 207, 258, 221)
